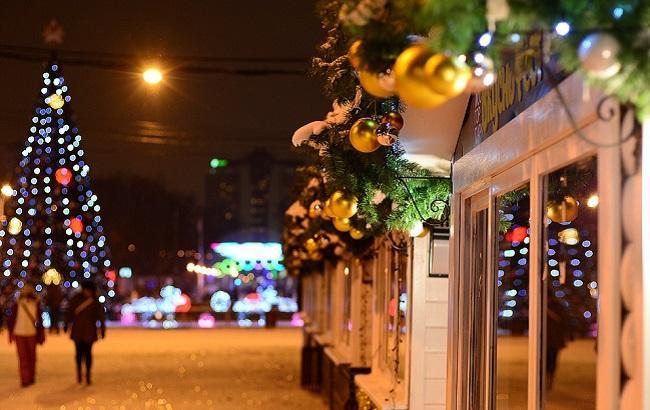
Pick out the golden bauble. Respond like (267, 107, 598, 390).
(329, 191, 358, 219)
(305, 238, 319, 253)
(332, 217, 351, 232)
(358, 71, 394, 98)
(350, 228, 364, 240)
(348, 40, 364, 70)
(380, 111, 404, 130)
(425, 54, 471, 97)
(309, 251, 323, 261)
(349, 118, 380, 153)
(546, 195, 579, 223)
(393, 45, 447, 109)
(47, 94, 65, 109)
(7, 217, 22, 235)
(323, 199, 336, 219)
(308, 200, 323, 218)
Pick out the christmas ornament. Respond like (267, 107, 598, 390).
(305, 238, 319, 253)
(425, 54, 471, 97)
(380, 111, 404, 130)
(42, 268, 62, 285)
(329, 191, 358, 219)
(69, 217, 84, 234)
(350, 228, 364, 240)
(309, 251, 323, 261)
(546, 195, 579, 223)
(333, 217, 352, 232)
(358, 71, 394, 98)
(394, 45, 446, 109)
(349, 118, 380, 153)
(55, 167, 72, 186)
(376, 122, 398, 146)
(465, 53, 496, 93)
(578, 32, 621, 79)
(505, 226, 528, 243)
(47, 93, 64, 109)
(7, 217, 22, 235)
(348, 40, 364, 69)
(308, 200, 324, 218)
(321, 200, 334, 219)
(558, 228, 580, 245)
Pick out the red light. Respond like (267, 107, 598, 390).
(55, 168, 72, 186)
(105, 270, 116, 282)
(175, 294, 192, 313)
(69, 217, 84, 234)
(505, 226, 528, 243)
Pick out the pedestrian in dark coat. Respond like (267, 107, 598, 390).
(65, 281, 105, 385)
(7, 283, 45, 387)
(45, 283, 63, 334)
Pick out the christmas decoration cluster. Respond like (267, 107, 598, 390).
(338, 0, 650, 120)
(288, 1, 450, 265)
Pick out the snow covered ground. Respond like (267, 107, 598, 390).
(0, 327, 326, 410)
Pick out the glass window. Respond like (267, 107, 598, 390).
(495, 184, 530, 409)
(541, 157, 597, 408)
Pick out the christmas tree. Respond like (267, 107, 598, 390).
(0, 59, 113, 294)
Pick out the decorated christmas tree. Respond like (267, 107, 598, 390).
(0, 59, 113, 293)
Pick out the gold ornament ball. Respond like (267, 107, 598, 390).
(425, 54, 471, 97)
(358, 71, 394, 98)
(348, 40, 364, 70)
(393, 45, 447, 109)
(305, 238, 319, 253)
(309, 200, 323, 218)
(380, 111, 404, 130)
(546, 195, 579, 223)
(350, 228, 364, 240)
(48, 94, 65, 109)
(309, 251, 323, 261)
(7, 217, 22, 235)
(349, 118, 380, 153)
(323, 199, 336, 219)
(329, 191, 358, 219)
(333, 217, 352, 232)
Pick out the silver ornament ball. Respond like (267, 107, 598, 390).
(578, 32, 621, 79)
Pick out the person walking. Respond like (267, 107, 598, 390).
(45, 283, 63, 334)
(7, 283, 45, 387)
(65, 281, 105, 385)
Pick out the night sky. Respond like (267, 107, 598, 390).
(0, 1, 329, 202)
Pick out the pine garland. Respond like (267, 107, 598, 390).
(340, 0, 650, 120)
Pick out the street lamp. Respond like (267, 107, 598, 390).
(142, 68, 163, 84)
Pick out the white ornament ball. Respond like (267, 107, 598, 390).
(578, 33, 621, 79)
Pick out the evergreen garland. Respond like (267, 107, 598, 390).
(339, 0, 650, 120)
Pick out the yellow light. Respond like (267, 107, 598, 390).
(7, 217, 22, 235)
(587, 194, 599, 208)
(558, 228, 580, 245)
(1, 184, 12, 197)
(47, 94, 64, 109)
(143, 68, 163, 84)
(42, 268, 62, 285)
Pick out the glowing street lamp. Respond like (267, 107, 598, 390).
(142, 68, 163, 84)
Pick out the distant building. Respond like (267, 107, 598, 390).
(203, 149, 299, 251)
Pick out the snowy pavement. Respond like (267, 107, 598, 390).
(0, 327, 326, 410)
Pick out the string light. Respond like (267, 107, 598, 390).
(142, 68, 163, 84)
